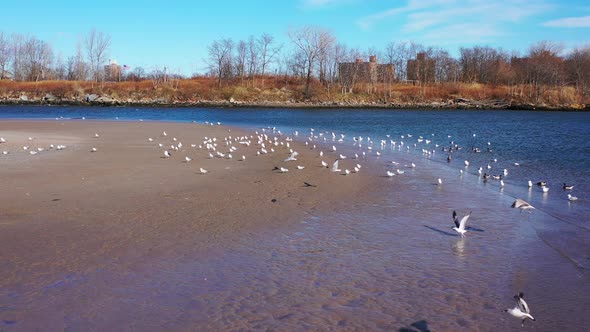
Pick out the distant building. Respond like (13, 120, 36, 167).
(104, 60, 123, 82)
(338, 56, 395, 91)
(407, 52, 435, 84)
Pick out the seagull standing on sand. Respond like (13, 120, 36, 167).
(505, 292, 535, 327)
(452, 210, 472, 237)
(511, 198, 535, 212)
(163, 150, 171, 158)
(199, 167, 208, 174)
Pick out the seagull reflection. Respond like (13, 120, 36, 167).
(452, 237, 466, 259)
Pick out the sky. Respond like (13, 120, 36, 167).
(2, 0, 589, 76)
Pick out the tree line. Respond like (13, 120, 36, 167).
(1, 26, 589, 101)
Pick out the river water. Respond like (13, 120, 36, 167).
(1, 106, 589, 331)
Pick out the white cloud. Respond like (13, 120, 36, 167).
(544, 16, 590, 28)
(356, 0, 551, 44)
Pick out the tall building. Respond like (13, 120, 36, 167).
(407, 52, 436, 84)
(338, 56, 395, 88)
(104, 60, 123, 82)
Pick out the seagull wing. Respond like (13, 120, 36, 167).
(458, 212, 471, 231)
(452, 211, 460, 228)
(515, 293, 530, 314)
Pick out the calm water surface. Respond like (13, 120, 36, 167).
(1, 106, 589, 331)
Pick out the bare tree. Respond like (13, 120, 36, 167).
(207, 38, 234, 87)
(0, 32, 10, 79)
(258, 33, 281, 88)
(246, 35, 258, 82)
(235, 40, 247, 84)
(288, 26, 335, 97)
(22, 36, 53, 81)
(565, 47, 590, 98)
(85, 29, 111, 84)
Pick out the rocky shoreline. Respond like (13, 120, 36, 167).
(1, 93, 588, 112)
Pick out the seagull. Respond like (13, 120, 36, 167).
(464, 160, 470, 166)
(184, 156, 192, 163)
(541, 186, 549, 193)
(162, 131, 167, 137)
(386, 170, 395, 177)
(452, 210, 472, 237)
(537, 181, 547, 186)
(437, 178, 443, 185)
(567, 194, 578, 201)
(511, 198, 535, 212)
(396, 169, 404, 175)
(279, 167, 289, 173)
(148, 138, 153, 142)
(505, 292, 535, 327)
(344, 169, 351, 175)
(528, 180, 533, 188)
(94, 133, 99, 138)
(331, 160, 341, 172)
(163, 150, 171, 158)
(91, 147, 97, 152)
(199, 167, 208, 174)
(0, 137, 5, 143)
(321, 160, 328, 168)
(297, 165, 305, 170)
(563, 183, 574, 190)
(284, 151, 299, 162)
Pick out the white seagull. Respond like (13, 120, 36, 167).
(452, 210, 472, 237)
(386, 170, 395, 177)
(505, 292, 535, 327)
(184, 156, 192, 163)
(163, 150, 171, 158)
(284, 151, 299, 162)
(199, 167, 208, 174)
(296, 165, 305, 170)
(511, 198, 535, 212)
(567, 194, 578, 201)
(279, 167, 289, 173)
(91, 147, 97, 152)
(437, 178, 443, 185)
(331, 160, 341, 172)
(541, 186, 549, 193)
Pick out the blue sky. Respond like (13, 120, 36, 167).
(2, 0, 589, 75)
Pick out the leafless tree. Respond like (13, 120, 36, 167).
(235, 40, 247, 84)
(207, 38, 234, 87)
(22, 36, 53, 81)
(85, 29, 111, 83)
(0, 32, 10, 79)
(257, 33, 282, 88)
(565, 47, 590, 98)
(288, 26, 335, 97)
(246, 35, 258, 81)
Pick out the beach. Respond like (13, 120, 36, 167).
(1, 118, 589, 331)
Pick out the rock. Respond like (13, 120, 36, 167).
(85, 94, 99, 102)
(229, 97, 235, 103)
(95, 95, 115, 103)
(43, 93, 57, 102)
(20, 95, 28, 101)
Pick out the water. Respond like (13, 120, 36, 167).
(1, 106, 590, 330)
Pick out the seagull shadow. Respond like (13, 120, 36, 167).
(423, 225, 457, 237)
(465, 226, 485, 232)
(399, 320, 431, 332)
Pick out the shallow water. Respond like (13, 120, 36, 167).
(1, 106, 589, 331)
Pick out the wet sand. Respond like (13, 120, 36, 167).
(1, 120, 589, 331)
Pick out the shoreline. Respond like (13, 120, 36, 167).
(1, 98, 588, 112)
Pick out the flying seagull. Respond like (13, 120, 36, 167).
(505, 292, 535, 327)
(452, 210, 472, 237)
(511, 198, 535, 212)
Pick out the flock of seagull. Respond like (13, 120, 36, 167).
(2, 120, 584, 328)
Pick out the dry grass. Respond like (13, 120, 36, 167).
(1, 77, 587, 107)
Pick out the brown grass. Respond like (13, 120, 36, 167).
(1, 77, 587, 107)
